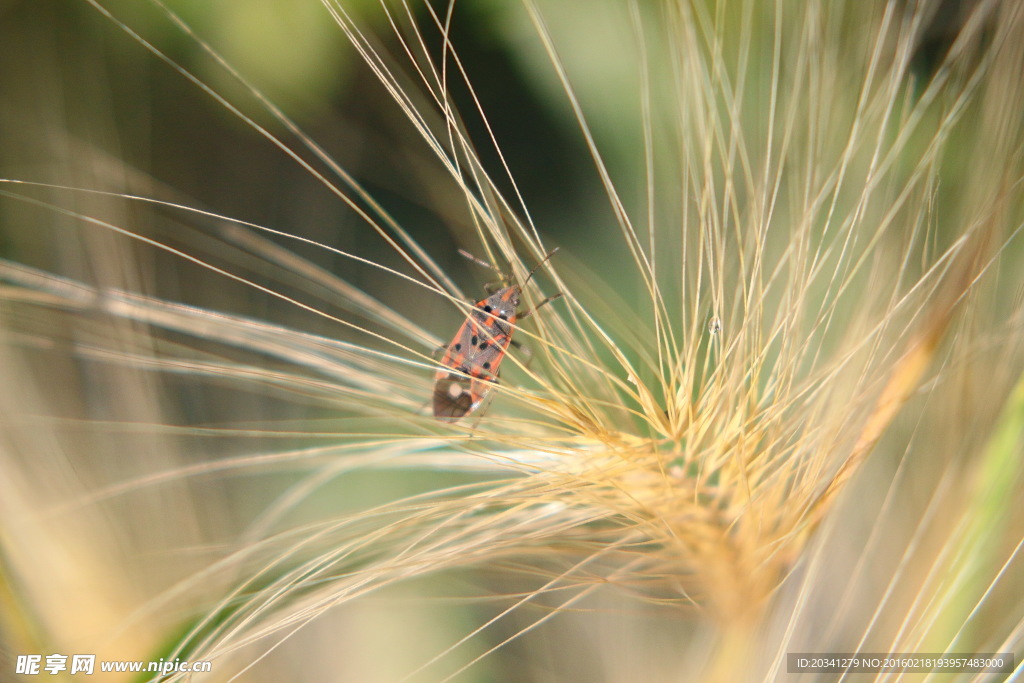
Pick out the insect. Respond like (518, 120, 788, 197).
(433, 249, 562, 422)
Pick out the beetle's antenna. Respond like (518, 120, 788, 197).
(523, 247, 559, 285)
(459, 247, 558, 285)
(457, 249, 501, 273)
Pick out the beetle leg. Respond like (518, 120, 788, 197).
(518, 292, 563, 319)
(509, 339, 534, 366)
